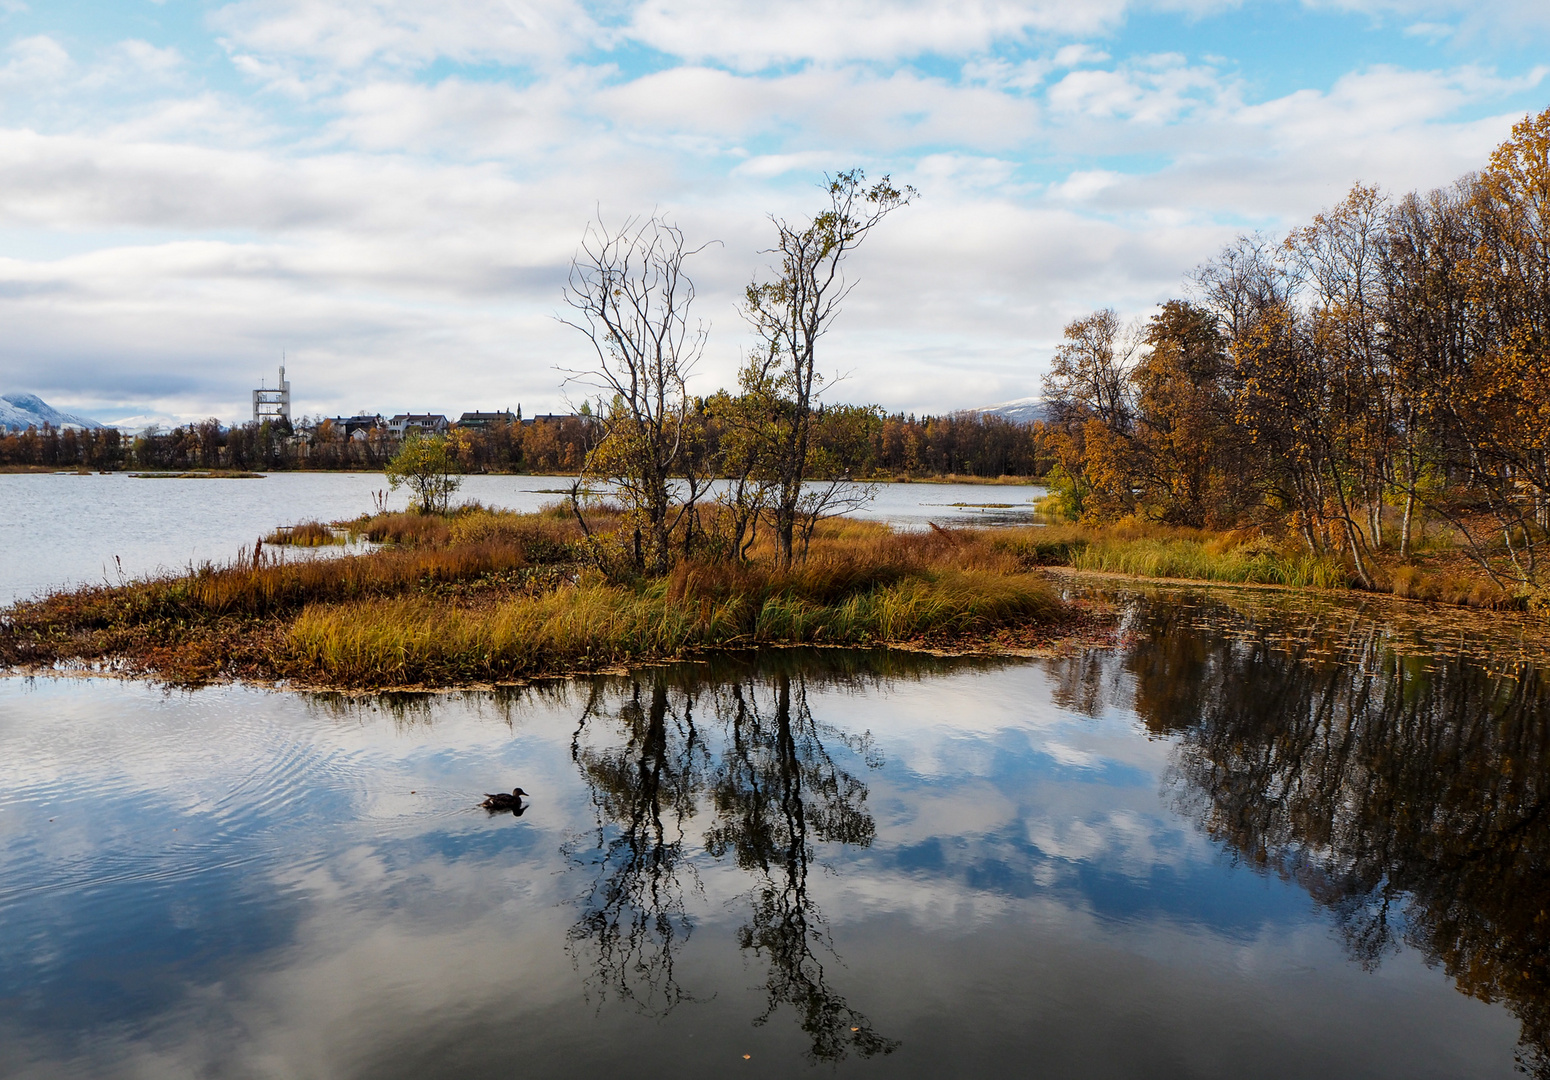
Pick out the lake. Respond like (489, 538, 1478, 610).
(1, 479, 1545, 1078)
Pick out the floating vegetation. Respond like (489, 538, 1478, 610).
(129, 470, 264, 479)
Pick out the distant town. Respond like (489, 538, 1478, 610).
(249, 363, 577, 441)
(0, 364, 1048, 478)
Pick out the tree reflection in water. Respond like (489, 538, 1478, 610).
(566, 678, 710, 1016)
(1058, 595, 1550, 1077)
(566, 659, 900, 1063)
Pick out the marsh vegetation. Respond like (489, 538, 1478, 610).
(0, 503, 1086, 688)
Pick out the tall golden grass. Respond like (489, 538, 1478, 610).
(9, 541, 532, 628)
(286, 568, 1058, 685)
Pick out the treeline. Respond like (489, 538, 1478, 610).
(0, 425, 124, 469)
(0, 408, 1044, 479)
(1044, 106, 1550, 602)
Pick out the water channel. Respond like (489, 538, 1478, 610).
(1, 474, 1544, 1077)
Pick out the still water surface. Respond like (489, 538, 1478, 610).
(2, 590, 1545, 1078)
(0, 472, 1045, 604)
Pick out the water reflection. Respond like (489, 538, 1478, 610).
(3, 624, 1538, 1077)
(565, 666, 900, 1062)
(1063, 594, 1550, 1077)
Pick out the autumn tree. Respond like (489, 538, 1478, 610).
(385, 431, 462, 514)
(1449, 106, 1550, 597)
(742, 169, 912, 566)
(1129, 300, 1249, 527)
(1379, 183, 1476, 557)
(1285, 183, 1395, 550)
(1040, 308, 1142, 522)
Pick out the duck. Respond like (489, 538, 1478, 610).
(480, 787, 529, 811)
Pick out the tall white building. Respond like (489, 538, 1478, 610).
(252, 363, 291, 424)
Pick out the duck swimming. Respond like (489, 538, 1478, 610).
(480, 787, 529, 811)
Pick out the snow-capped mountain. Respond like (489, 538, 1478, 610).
(0, 393, 105, 432)
(101, 413, 188, 435)
(971, 396, 1046, 424)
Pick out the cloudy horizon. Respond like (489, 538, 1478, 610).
(0, 0, 1546, 427)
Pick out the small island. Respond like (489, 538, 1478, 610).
(0, 502, 1102, 688)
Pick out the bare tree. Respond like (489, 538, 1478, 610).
(1191, 232, 1287, 343)
(742, 170, 913, 567)
(1041, 308, 1142, 433)
(560, 214, 715, 573)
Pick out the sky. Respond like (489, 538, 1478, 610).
(0, 1, 1546, 426)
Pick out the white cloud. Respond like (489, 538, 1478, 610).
(0, 34, 69, 86)
(1403, 20, 1452, 41)
(213, 0, 596, 73)
(625, 0, 1131, 69)
(1314, 0, 1550, 36)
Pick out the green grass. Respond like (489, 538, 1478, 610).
(994, 526, 1348, 589)
(1067, 538, 1347, 588)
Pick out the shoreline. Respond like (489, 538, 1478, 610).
(0, 612, 1117, 694)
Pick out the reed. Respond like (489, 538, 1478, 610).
(6, 541, 533, 629)
(1067, 537, 1346, 588)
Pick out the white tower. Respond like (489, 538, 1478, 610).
(252, 362, 292, 424)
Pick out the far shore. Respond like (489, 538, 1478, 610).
(1, 464, 1047, 484)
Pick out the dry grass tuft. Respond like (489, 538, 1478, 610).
(265, 520, 338, 546)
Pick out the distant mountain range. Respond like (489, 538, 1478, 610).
(970, 396, 1046, 424)
(0, 393, 104, 432)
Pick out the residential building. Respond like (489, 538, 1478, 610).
(387, 413, 450, 437)
(456, 409, 518, 430)
(323, 414, 385, 439)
